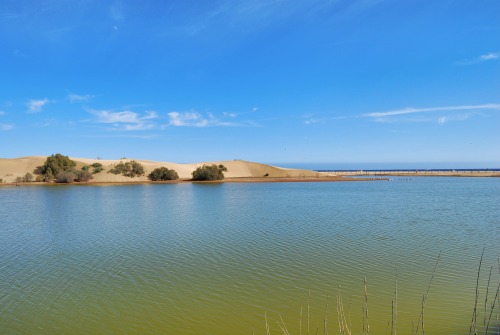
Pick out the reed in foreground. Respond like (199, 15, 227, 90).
(257, 251, 500, 335)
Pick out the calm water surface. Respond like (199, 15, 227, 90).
(0, 177, 499, 334)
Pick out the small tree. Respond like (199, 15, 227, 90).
(38, 154, 77, 180)
(129, 161, 145, 177)
(23, 173, 33, 183)
(191, 164, 227, 181)
(148, 167, 179, 181)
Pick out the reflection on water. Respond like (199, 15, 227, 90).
(0, 178, 499, 334)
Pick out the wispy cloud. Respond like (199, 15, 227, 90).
(0, 123, 14, 131)
(68, 93, 93, 103)
(223, 112, 238, 118)
(437, 114, 471, 125)
(167, 111, 255, 127)
(304, 118, 324, 125)
(479, 52, 499, 61)
(364, 104, 500, 118)
(181, 0, 384, 36)
(83, 133, 160, 140)
(456, 52, 500, 65)
(363, 103, 500, 124)
(167, 111, 214, 127)
(303, 113, 349, 125)
(27, 98, 49, 113)
(89, 109, 158, 131)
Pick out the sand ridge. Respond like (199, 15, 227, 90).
(0, 156, 324, 183)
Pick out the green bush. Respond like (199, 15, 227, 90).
(109, 160, 145, 178)
(90, 162, 104, 174)
(23, 173, 33, 183)
(76, 170, 93, 182)
(56, 171, 77, 183)
(53, 170, 93, 183)
(38, 154, 77, 180)
(148, 167, 179, 181)
(191, 164, 227, 181)
(30, 154, 95, 183)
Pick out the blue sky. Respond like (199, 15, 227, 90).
(1, 0, 499, 168)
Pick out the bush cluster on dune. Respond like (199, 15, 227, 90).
(148, 167, 179, 181)
(191, 164, 227, 181)
(108, 160, 145, 178)
(32, 153, 103, 183)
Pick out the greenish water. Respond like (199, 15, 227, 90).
(0, 178, 498, 334)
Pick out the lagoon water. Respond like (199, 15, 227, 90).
(0, 177, 499, 334)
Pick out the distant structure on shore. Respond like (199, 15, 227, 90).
(318, 169, 500, 177)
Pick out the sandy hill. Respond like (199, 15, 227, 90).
(0, 156, 322, 183)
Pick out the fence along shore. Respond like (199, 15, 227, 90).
(319, 169, 500, 177)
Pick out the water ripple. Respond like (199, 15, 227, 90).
(0, 178, 498, 334)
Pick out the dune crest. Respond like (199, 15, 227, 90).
(0, 156, 322, 183)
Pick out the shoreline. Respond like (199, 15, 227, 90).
(0, 176, 388, 187)
(2, 172, 499, 188)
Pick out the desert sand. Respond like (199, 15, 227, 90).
(0, 156, 342, 184)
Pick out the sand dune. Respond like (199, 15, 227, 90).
(0, 156, 323, 183)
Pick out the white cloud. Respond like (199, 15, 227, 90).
(223, 112, 238, 118)
(27, 98, 49, 113)
(142, 111, 158, 119)
(0, 123, 14, 131)
(437, 114, 471, 125)
(168, 111, 210, 127)
(121, 123, 155, 131)
(304, 118, 324, 125)
(437, 116, 447, 125)
(479, 52, 499, 61)
(364, 104, 500, 118)
(167, 110, 255, 127)
(68, 93, 93, 103)
(302, 113, 351, 125)
(457, 52, 499, 65)
(89, 109, 158, 131)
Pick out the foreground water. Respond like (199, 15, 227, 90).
(0, 177, 499, 334)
